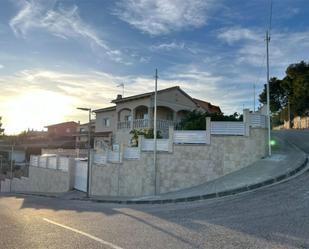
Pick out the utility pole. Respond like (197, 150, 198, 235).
(9, 142, 14, 192)
(288, 97, 291, 129)
(153, 69, 158, 195)
(77, 107, 92, 197)
(266, 30, 271, 157)
(253, 84, 256, 112)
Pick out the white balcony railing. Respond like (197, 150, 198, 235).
(117, 119, 177, 130)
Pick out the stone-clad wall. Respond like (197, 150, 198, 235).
(91, 128, 267, 197)
(1, 166, 72, 193)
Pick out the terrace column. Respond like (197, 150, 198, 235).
(131, 108, 136, 129)
(148, 106, 153, 128)
(172, 111, 177, 122)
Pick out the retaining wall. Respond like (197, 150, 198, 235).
(1, 166, 73, 193)
(91, 128, 267, 197)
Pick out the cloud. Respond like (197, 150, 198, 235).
(9, 0, 127, 64)
(217, 27, 309, 74)
(151, 41, 185, 51)
(0, 64, 4, 69)
(217, 27, 260, 45)
(114, 0, 215, 35)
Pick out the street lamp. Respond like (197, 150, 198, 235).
(77, 107, 92, 198)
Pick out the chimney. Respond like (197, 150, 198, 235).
(116, 94, 122, 100)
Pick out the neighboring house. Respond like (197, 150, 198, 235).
(93, 86, 221, 147)
(44, 121, 78, 149)
(75, 120, 95, 148)
(45, 121, 78, 138)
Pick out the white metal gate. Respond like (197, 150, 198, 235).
(74, 160, 88, 192)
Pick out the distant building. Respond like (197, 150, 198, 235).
(75, 120, 95, 148)
(45, 121, 78, 138)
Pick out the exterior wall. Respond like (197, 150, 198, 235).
(115, 130, 132, 146)
(116, 97, 151, 118)
(47, 122, 78, 137)
(156, 88, 197, 112)
(157, 106, 173, 120)
(91, 128, 267, 197)
(118, 109, 131, 122)
(95, 110, 116, 133)
(1, 166, 72, 193)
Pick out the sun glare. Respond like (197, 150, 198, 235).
(3, 90, 75, 134)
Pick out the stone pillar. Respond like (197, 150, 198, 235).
(172, 111, 177, 122)
(131, 108, 135, 129)
(205, 117, 211, 144)
(168, 126, 174, 153)
(243, 109, 250, 137)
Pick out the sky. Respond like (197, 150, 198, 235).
(0, 0, 308, 134)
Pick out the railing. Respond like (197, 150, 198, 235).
(30, 155, 69, 172)
(174, 130, 208, 144)
(117, 119, 177, 130)
(157, 119, 175, 130)
(117, 121, 131, 130)
(133, 119, 149, 129)
(211, 122, 245, 135)
(141, 138, 169, 151)
(248, 114, 266, 128)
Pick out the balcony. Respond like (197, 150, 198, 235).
(117, 119, 176, 131)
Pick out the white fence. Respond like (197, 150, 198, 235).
(211, 122, 245, 135)
(124, 147, 140, 159)
(141, 138, 169, 151)
(248, 114, 266, 128)
(174, 130, 208, 144)
(30, 155, 69, 172)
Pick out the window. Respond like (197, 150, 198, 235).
(66, 128, 71, 133)
(103, 118, 110, 127)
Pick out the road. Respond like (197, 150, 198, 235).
(0, 130, 309, 249)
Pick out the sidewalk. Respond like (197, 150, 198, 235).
(86, 133, 308, 204)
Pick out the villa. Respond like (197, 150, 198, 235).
(93, 86, 221, 146)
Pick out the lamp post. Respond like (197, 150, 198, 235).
(154, 69, 159, 195)
(77, 107, 92, 198)
(9, 142, 14, 192)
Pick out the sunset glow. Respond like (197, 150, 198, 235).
(2, 90, 75, 134)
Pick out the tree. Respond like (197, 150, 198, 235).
(259, 61, 309, 117)
(0, 116, 4, 136)
(284, 61, 309, 116)
(178, 110, 243, 130)
(259, 77, 288, 113)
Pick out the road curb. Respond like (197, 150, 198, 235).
(70, 155, 309, 205)
(7, 156, 308, 205)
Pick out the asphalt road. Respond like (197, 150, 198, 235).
(0, 130, 309, 249)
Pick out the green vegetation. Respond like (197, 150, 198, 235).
(178, 110, 243, 130)
(130, 128, 162, 146)
(259, 61, 309, 117)
(0, 116, 4, 136)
